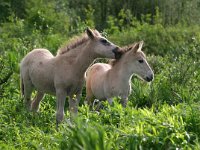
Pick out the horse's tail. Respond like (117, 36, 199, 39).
(84, 66, 92, 81)
(20, 72, 24, 98)
(84, 68, 89, 80)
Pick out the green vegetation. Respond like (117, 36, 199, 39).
(0, 0, 200, 149)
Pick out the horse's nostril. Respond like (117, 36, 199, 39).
(146, 75, 153, 82)
(112, 47, 120, 53)
(113, 47, 122, 59)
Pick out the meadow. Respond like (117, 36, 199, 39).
(0, 0, 200, 149)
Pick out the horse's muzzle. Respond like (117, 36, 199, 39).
(145, 74, 154, 82)
(112, 47, 123, 59)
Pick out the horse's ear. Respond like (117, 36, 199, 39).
(127, 45, 133, 51)
(86, 27, 95, 39)
(138, 41, 144, 51)
(133, 41, 144, 53)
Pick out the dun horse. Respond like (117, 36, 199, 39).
(85, 41, 154, 107)
(20, 28, 122, 126)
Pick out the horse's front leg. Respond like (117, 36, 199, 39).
(68, 83, 83, 118)
(69, 93, 81, 119)
(107, 98, 113, 105)
(56, 89, 67, 127)
(120, 96, 128, 107)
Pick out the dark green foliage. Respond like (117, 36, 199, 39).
(0, 0, 200, 149)
(109, 24, 200, 56)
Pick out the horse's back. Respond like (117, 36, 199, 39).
(20, 49, 56, 94)
(21, 49, 54, 70)
(21, 49, 53, 64)
(88, 63, 111, 74)
(86, 63, 111, 81)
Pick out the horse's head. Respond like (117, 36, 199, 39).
(86, 27, 122, 59)
(124, 41, 154, 82)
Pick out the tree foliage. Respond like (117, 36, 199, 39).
(1, 0, 200, 28)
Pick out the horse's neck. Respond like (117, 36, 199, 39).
(111, 60, 133, 83)
(74, 46, 96, 75)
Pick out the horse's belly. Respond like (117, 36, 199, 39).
(31, 76, 56, 95)
(92, 89, 105, 100)
(92, 84, 120, 100)
(33, 80, 56, 95)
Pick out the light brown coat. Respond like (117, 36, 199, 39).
(85, 41, 154, 107)
(20, 28, 122, 126)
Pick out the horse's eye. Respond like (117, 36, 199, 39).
(101, 39, 108, 44)
(138, 59, 144, 63)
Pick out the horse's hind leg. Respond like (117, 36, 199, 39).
(85, 82, 94, 106)
(85, 94, 94, 106)
(23, 80, 33, 110)
(31, 92, 44, 112)
(120, 96, 128, 107)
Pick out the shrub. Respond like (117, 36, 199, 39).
(109, 24, 200, 56)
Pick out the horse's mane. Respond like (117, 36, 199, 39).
(57, 30, 101, 55)
(109, 43, 137, 66)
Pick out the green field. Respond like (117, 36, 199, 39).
(0, 0, 200, 149)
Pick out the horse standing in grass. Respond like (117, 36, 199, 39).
(20, 28, 122, 126)
(85, 41, 154, 107)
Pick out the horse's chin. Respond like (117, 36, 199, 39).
(135, 75, 151, 82)
(136, 75, 153, 82)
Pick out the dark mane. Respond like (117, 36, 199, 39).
(57, 30, 101, 55)
(109, 43, 137, 66)
(57, 34, 89, 55)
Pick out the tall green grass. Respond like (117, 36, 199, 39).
(0, 96, 200, 149)
(0, 19, 200, 149)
